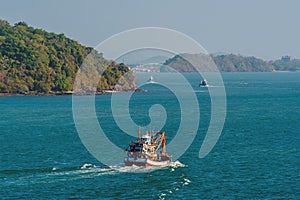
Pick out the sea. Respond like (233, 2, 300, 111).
(0, 72, 299, 199)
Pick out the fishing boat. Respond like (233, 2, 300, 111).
(147, 76, 155, 83)
(199, 79, 208, 87)
(124, 128, 172, 167)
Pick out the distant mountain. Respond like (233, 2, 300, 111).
(162, 53, 300, 72)
(0, 19, 135, 94)
(127, 55, 171, 65)
(139, 55, 171, 64)
(128, 55, 172, 73)
(162, 53, 216, 72)
(270, 58, 300, 71)
(213, 54, 274, 72)
(210, 52, 230, 56)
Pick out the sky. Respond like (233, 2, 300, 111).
(0, 0, 299, 60)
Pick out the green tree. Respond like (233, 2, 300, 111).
(0, 19, 136, 94)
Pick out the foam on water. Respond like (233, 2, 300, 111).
(156, 173, 192, 199)
(108, 160, 187, 173)
(1, 163, 120, 187)
(170, 160, 188, 168)
(80, 163, 97, 169)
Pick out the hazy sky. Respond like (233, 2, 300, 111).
(0, 0, 299, 60)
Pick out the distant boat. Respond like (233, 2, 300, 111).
(199, 79, 208, 87)
(147, 76, 155, 83)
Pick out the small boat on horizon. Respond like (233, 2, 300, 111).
(147, 76, 155, 83)
(199, 79, 208, 87)
(124, 128, 172, 167)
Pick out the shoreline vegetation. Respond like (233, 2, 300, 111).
(0, 19, 136, 96)
(163, 53, 300, 72)
(0, 88, 147, 96)
(1, 19, 299, 96)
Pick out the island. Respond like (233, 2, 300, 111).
(163, 53, 300, 72)
(0, 19, 136, 95)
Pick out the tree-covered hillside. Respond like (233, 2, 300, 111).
(0, 20, 135, 94)
(270, 59, 300, 71)
(212, 54, 274, 72)
(163, 54, 274, 72)
(162, 53, 300, 72)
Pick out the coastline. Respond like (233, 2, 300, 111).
(1, 71, 298, 97)
(272, 70, 300, 72)
(0, 88, 146, 97)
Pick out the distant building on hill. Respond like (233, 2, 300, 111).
(281, 55, 291, 62)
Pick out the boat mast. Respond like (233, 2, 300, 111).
(161, 132, 166, 156)
(138, 126, 140, 141)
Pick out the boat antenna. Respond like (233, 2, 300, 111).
(161, 132, 166, 156)
(138, 126, 140, 141)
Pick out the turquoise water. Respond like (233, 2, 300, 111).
(0, 73, 299, 199)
